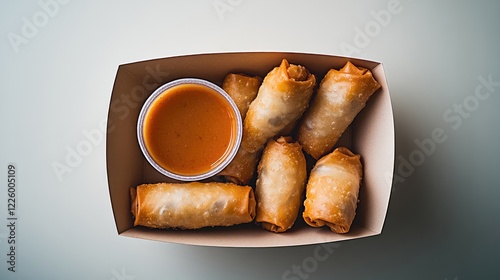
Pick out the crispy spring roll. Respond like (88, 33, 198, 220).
(255, 137, 307, 233)
(303, 147, 362, 233)
(219, 147, 261, 185)
(242, 59, 316, 153)
(131, 182, 256, 229)
(218, 73, 262, 184)
(222, 73, 262, 118)
(297, 61, 381, 159)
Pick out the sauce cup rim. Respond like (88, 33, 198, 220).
(137, 78, 243, 181)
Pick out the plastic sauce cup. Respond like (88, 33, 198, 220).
(137, 78, 242, 181)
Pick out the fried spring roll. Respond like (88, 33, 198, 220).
(298, 61, 381, 159)
(222, 73, 262, 118)
(131, 182, 256, 229)
(242, 59, 316, 153)
(255, 137, 307, 233)
(303, 147, 362, 233)
(218, 73, 262, 184)
(219, 147, 261, 185)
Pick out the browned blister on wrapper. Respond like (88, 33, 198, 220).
(303, 147, 362, 233)
(242, 59, 316, 153)
(219, 73, 262, 185)
(298, 61, 381, 159)
(255, 137, 307, 233)
(222, 73, 262, 119)
(131, 182, 256, 229)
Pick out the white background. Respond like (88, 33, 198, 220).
(1, 0, 499, 279)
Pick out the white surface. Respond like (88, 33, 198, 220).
(1, 0, 499, 279)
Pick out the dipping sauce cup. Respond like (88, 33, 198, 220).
(137, 78, 243, 181)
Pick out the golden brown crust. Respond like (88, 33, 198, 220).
(286, 63, 309, 82)
(222, 73, 262, 119)
(131, 182, 256, 229)
(130, 187, 137, 218)
(218, 73, 262, 184)
(242, 59, 316, 153)
(255, 136, 307, 233)
(302, 147, 362, 233)
(297, 61, 380, 159)
(218, 146, 262, 185)
(221, 59, 315, 184)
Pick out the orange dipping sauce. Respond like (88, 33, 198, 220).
(143, 83, 238, 176)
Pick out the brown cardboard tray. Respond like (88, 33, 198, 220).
(106, 52, 394, 247)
